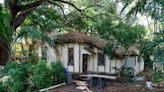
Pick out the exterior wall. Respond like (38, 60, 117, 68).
(135, 56, 140, 75)
(110, 59, 116, 73)
(60, 43, 80, 73)
(46, 45, 56, 63)
(60, 44, 68, 68)
(105, 56, 110, 73)
(126, 57, 136, 68)
(79, 44, 98, 73)
(140, 57, 144, 72)
(109, 56, 144, 75)
(110, 59, 125, 74)
(44, 43, 144, 75)
(45, 43, 80, 73)
(38, 46, 42, 59)
(88, 55, 94, 72)
(126, 57, 137, 74)
(74, 44, 80, 73)
(125, 56, 145, 75)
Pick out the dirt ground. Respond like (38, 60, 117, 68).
(49, 81, 164, 92)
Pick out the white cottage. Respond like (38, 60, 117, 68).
(39, 32, 144, 75)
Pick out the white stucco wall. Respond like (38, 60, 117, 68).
(88, 55, 94, 72)
(110, 60, 116, 73)
(98, 66, 105, 72)
(140, 57, 144, 72)
(61, 43, 80, 73)
(44, 43, 144, 75)
(46, 47, 56, 63)
(93, 48, 98, 72)
(105, 56, 110, 73)
(125, 56, 144, 75)
(74, 44, 80, 73)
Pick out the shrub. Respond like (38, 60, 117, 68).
(153, 69, 164, 84)
(1, 62, 32, 81)
(31, 61, 53, 89)
(51, 61, 66, 84)
(0, 61, 66, 91)
(0, 82, 4, 92)
(5, 78, 24, 92)
(114, 66, 134, 82)
(0, 61, 32, 92)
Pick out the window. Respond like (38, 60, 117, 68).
(98, 53, 105, 66)
(42, 46, 47, 61)
(68, 48, 74, 65)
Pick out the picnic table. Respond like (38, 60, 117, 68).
(79, 74, 116, 88)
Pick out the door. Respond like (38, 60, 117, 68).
(83, 54, 88, 73)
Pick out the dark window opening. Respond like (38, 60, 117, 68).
(98, 53, 105, 66)
(68, 48, 74, 65)
(42, 47, 47, 61)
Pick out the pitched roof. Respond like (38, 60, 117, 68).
(113, 45, 140, 59)
(56, 32, 106, 49)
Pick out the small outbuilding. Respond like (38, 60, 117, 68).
(39, 32, 144, 75)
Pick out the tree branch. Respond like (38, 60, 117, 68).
(48, 0, 67, 20)
(56, 0, 82, 14)
(49, 0, 93, 20)
(9, 0, 17, 5)
(18, 0, 46, 11)
(13, 7, 37, 29)
(81, 4, 103, 10)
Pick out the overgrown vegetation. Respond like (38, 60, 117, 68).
(31, 61, 53, 89)
(0, 61, 66, 92)
(0, 0, 163, 90)
(51, 61, 66, 84)
(114, 66, 135, 83)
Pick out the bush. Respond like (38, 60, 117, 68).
(51, 61, 66, 84)
(0, 82, 4, 92)
(31, 61, 53, 89)
(114, 66, 134, 82)
(0, 61, 32, 92)
(5, 78, 24, 92)
(0, 61, 66, 91)
(153, 69, 164, 83)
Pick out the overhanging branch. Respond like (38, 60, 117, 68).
(56, 0, 82, 14)
(13, 7, 37, 29)
(48, 0, 67, 20)
(18, 0, 46, 11)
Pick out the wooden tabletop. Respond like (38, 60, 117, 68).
(79, 74, 116, 80)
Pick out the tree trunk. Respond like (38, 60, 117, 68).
(0, 38, 10, 65)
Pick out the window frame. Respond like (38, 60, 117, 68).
(41, 46, 47, 61)
(68, 47, 74, 66)
(98, 52, 105, 66)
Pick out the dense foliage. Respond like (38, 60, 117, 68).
(0, 62, 32, 92)
(0, 61, 66, 92)
(114, 66, 134, 82)
(0, 4, 12, 43)
(0, 0, 163, 89)
(31, 61, 53, 89)
(120, 0, 164, 22)
(51, 61, 66, 84)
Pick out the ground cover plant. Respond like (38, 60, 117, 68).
(0, 61, 66, 92)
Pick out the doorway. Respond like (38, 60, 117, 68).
(82, 54, 88, 73)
